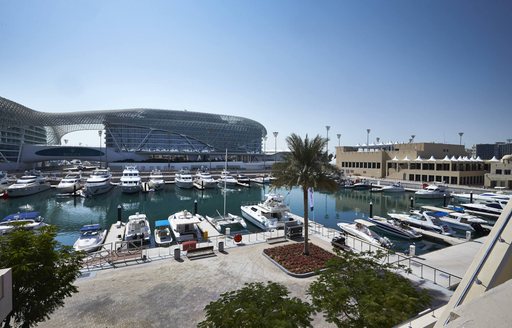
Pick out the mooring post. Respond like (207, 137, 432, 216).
(369, 201, 373, 218)
(194, 200, 198, 215)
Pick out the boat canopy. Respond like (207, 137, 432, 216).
(155, 219, 170, 228)
(80, 224, 101, 232)
(3, 211, 41, 221)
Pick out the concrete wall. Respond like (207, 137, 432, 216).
(0, 268, 12, 322)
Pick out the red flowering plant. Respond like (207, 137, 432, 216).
(264, 243, 335, 274)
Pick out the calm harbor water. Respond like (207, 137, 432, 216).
(0, 184, 460, 255)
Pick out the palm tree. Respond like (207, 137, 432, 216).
(271, 134, 339, 255)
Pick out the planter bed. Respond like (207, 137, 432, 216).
(263, 242, 335, 275)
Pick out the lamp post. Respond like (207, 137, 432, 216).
(325, 125, 330, 158)
(366, 128, 371, 151)
(98, 130, 102, 168)
(273, 132, 278, 164)
(337, 133, 341, 146)
(458, 132, 464, 145)
(263, 136, 267, 171)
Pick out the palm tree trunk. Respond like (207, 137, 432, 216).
(303, 186, 309, 255)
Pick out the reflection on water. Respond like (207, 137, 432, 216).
(0, 184, 457, 255)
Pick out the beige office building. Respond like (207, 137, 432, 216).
(484, 155, 512, 189)
(336, 142, 488, 186)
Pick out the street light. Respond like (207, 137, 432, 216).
(273, 132, 278, 164)
(325, 125, 330, 157)
(366, 129, 371, 151)
(263, 136, 268, 170)
(337, 133, 341, 146)
(98, 130, 102, 168)
(458, 132, 464, 145)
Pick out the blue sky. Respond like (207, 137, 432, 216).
(1, 0, 511, 152)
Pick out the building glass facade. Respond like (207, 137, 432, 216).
(0, 96, 266, 165)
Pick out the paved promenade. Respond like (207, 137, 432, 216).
(40, 229, 459, 328)
(40, 240, 332, 328)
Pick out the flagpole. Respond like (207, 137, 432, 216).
(308, 187, 315, 234)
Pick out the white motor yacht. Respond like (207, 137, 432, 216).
(452, 192, 511, 204)
(414, 184, 450, 199)
(6, 171, 51, 197)
(124, 212, 151, 243)
(240, 194, 299, 231)
(388, 210, 453, 235)
(337, 219, 392, 247)
(168, 209, 203, 242)
(217, 169, 238, 187)
(148, 169, 165, 191)
(73, 224, 107, 252)
(154, 219, 173, 246)
(367, 216, 422, 239)
(83, 168, 113, 196)
(194, 169, 217, 189)
(120, 166, 142, 194)
(380, 182, 405, 193)
(461, 200, 507, 216)
(56, 172, 83, 194)
(0, 211, 48, 235)
(175, 169, 194, 189)
(425, 211, 476, 231)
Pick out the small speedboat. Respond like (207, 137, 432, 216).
(337, 219, 392, 248)
(73, 224, 107, 252)
(0, 211, 47, 235)
(154, 219, 173, 246)
(388, 210, 454, 235)
(367, 216, 422, 239)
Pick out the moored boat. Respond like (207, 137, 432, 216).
(337, 219, 392, 247)
(83, 168, 113, 196)
(73, 224, 107, 252)
(148, 169, 165, 191)
(0, 211, 48, 235)
(175, 169, 194, 189)
(388, 210, 454, 235)
(367, 216, 422, 239)
(124, 212, 151, 243)
(240, 194, 300, 230)
(168, 209, 203, 242)
(6, 171, 51, 197)
(414, 184, 450, 199)
(120, 166, 142, 194)
(56, 172, 83, 194)
(154, 219, 173, 246)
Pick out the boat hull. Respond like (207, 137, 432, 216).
(6, 184, 51, 197)
(84, 183, 113, 196)
(175, 180, 193, 189)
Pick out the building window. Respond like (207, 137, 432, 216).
(377, 163, 380, 169)
(496, 169, 502, 174)
(505, 170, 511, 175)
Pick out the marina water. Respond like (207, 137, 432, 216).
(0, 185, 456, 255)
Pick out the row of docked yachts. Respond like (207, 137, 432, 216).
(337, 206, 494, 248)
(0, 166, 270, 198)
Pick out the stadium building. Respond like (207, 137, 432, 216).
(0, 96, 267, 170)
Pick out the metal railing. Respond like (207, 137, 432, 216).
(308, 221, 462, 289)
